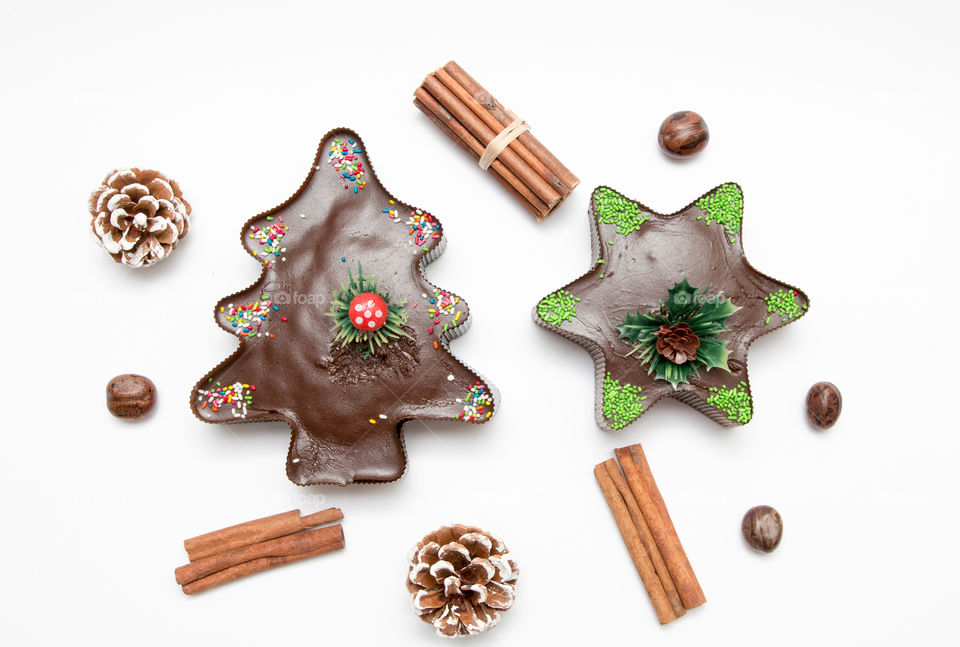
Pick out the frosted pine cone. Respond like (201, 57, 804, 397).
(89, 168, 191, 268)
(407, 524, 518, 638)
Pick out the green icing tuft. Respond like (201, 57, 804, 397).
(696, 183, 743, 243)
(537, 289, 581, 326)
(764, 288, 806, 324)
(593, 187, 649, 236)
(707, 381, 752, 424)
(602, 372, 647, 430)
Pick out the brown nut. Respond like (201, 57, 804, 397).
(106, 374, 157, 419)
(806, 381, 841, 429)
(658, 111, 709, 158)
(742, 505, 783, 553)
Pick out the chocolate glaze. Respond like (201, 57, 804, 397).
(191, 128, 497, 486)
(534, 184, 809, 430)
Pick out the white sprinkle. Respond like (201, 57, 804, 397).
(378, 414, 387, 419)
(292, 458, 301, 464)
(299, 213, 306, 219)
(447, 374, 455, 381)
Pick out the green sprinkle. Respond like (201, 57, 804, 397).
(593, 187, 649, 236)
(537, 289, 581, 326)
(696, 183, 743, 243)
(707, 381, 753, 423)
(599, 274, 604, 279)
(763, 288, 805, 324)
(597, 259, 606, 265)
(602, 372, 646, 430)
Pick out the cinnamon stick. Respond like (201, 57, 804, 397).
(183, 507, 343, 561)
(176, 523, 344, 586)
(594, 463, 676, 625)
(442, 61, 580, 193)
(181, 530, 345, 595)
(413, 93, 546, 219)
(421, 74, 562, 210)
(432, 68, 565, 197)
(615, 446, 705, 609)
(603, 460, 686, 619)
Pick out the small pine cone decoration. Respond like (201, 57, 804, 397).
(407, 524, 518, 638)
(654, 322, 701, 364)
(89, 168, 191, 268)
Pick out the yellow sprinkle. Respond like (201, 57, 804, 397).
(389, 199, 395, 204)
(428, 309, 437, 314)
(220, 307, 224, 312)
(242, 384, 249, 388)
(454, 311, 461, 322)
(486, 412, 492, 418)
(369, 419, 376, 424)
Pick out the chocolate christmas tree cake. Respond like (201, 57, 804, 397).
(192, 128, 497, 485)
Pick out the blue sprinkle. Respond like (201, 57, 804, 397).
(382, 209, 390, 213)
(341, 257, 346, 262)
(354, 186, 358, 193)
(429, 298, 435, 304)
(272, 305, 279, 311)
(231, 323, 237, 327)
(348, 139, 354, 144)
(353, 149, 362, 153)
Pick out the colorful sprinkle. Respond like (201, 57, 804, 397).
(328, 138, 366, 192)
(224, 297, 280, 338)
(248, 220, 290, 268)
(401, 209, 441, 253)
(458, 382, 493, 421)
(423, 288, 461, 341)
(196, 381, 256, 419)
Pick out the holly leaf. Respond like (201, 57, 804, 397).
(665, 278, 700, 319)
(616, 310, 663, 344)
(696, 337, 732, 373)
(689, 294, 740, 326)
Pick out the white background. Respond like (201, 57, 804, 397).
(1, 0, 958, 644)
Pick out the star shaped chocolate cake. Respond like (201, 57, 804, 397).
(192, 128, 497, 486)
(534, 184, 809, 431)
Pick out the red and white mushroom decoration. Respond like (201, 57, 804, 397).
(348, 292, 388, 332)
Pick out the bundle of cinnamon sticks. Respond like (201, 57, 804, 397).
(594, 444, 705, 624)
(175, 507, 344, 594)
(414, 61, 579, 221)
